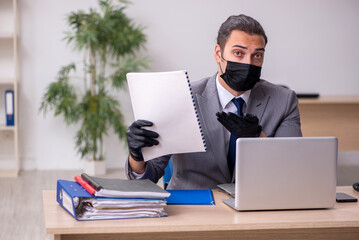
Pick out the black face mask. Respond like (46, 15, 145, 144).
(219, 60, 262, 91)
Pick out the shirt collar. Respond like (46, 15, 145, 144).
(216, 74, 251, 110)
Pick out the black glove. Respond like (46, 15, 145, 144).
(216, 112, 262, 138)
(126, 120, 159, 161)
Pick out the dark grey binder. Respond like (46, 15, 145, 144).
(81, 173, 170, 198)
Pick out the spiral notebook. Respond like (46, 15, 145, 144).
(126, 70, 207, 161)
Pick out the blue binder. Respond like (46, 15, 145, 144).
(166, 189, 215, 205)
(4, 90, 14, 126)
(57, 180, 97, 221)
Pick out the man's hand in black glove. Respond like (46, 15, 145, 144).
(126, 120, 159, 161)
(216, 112, 262, 138)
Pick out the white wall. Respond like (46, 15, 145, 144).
(17, 0, 359, 170)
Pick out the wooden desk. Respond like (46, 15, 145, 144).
(298, 95, 359, 151)
(43, 186, 359, 240)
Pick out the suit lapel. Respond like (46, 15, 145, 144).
(246, 81, 269, 122)
(195, 74, 231, 182)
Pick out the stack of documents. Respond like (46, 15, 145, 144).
(77, 198, 167, 220)
(57, 177, 170, 221)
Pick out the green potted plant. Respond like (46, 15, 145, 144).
(40, 0, 148, 175)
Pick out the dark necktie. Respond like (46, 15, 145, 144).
(227, 97, 244, 177)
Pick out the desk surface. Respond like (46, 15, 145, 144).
(43, 186, 359, 239)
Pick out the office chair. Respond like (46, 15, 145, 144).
(163, 158, 173, 190)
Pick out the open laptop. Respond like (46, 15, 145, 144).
(222, 137, 337, 211)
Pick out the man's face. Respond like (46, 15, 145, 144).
(215, 30, 266, 69)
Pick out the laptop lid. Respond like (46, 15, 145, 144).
(223, 137, 337, 211)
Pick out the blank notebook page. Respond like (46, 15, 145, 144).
(126, 70, 207, 161)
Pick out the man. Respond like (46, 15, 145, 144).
(125, 14, 302, 189)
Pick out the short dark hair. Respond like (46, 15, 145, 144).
(217, 14, 268, 50)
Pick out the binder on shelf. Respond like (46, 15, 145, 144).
(126, 70, 207, 161)
(166, 189, 215, 205)
(57, 180, 168, 221)
(5, 90, 14, 126)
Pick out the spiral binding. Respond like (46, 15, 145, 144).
(184, 71, 207, 151)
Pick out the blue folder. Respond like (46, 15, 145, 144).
(166, 189, 215, 205)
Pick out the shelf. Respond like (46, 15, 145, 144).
(0, 78, 15, 84)
(0, 0, 18, 178)
(0, 32, 13, 39)
(0, 124, 15, 131)
(0, 169, 19, 177)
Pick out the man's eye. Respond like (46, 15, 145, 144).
(234, 52, 242, 57)
(254, 53, 263, 59)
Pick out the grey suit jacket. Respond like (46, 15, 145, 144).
(126, 73, 302, 190)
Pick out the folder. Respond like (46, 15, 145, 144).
(57, 180, 168, 221)
(4, 90, 14, 126)
(166, 189, 215, 205)
(81, 173, 171, 198)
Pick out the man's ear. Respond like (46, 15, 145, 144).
(214, 44, 222, 63)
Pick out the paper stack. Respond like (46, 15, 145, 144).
(57, 174, 170, 221)
(76, 197, 167, 220)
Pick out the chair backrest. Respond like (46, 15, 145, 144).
(163, 158, 173, 190)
